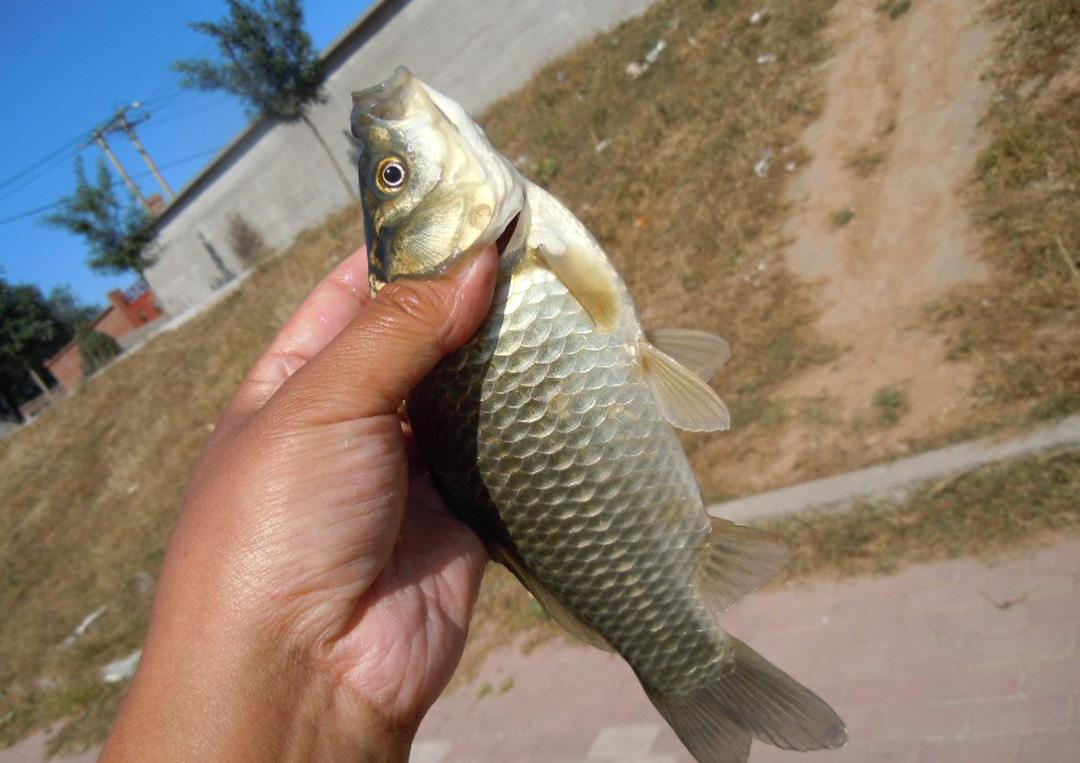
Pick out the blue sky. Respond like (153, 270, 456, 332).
(0, 0, 371, 308)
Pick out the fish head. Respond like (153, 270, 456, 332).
(351, 66, 525, 292)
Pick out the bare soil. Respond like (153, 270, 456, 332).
(714, 0, 1002, 495)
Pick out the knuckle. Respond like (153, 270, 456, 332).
(373, 280, 454, 350)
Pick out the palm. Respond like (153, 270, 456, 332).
(326, 451, 488, 731)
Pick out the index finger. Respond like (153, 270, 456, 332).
(218, 247, 370, 430)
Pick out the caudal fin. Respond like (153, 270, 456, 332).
(649, 638, 846, 763)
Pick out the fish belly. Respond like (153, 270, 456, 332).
(409, 251, 727, 697)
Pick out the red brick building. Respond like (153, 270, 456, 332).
(44, 282, 164, 391)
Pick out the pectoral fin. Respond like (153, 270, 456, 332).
(535, 243, 621, 332)
(639, 339, 731, 431)
(647, 328, 731, 382)
(527, 182, 624, 332)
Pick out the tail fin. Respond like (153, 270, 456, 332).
(649, 638, 846, 763)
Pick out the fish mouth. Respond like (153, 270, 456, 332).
(351, 66, 415, 129)
(494, 211, 521, 257)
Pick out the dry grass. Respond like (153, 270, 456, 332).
(0, 208, 362, 754)
(926, 0, 1080, 426)
(481, 0, 839, 499)
(765, 449, 1080, 579)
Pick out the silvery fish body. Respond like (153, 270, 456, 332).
(351, 67, 845, 763)
(410, 222, 720, 694)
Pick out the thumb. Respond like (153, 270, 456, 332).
(271, 246, 499, 424)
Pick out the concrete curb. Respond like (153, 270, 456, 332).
(707, 414, 1080, 524)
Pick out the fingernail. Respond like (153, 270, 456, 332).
(452, 246, 496, 283)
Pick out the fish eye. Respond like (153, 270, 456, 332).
(376, 157, 406, 192)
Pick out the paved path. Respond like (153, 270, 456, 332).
(415, 538, 1080, 762)
(3, 542, 1075, 763)
(709, 416, 1080, 524)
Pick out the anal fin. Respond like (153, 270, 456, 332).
(698, 516, 788, 613)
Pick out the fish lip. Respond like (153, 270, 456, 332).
(351, 66, 414, 129)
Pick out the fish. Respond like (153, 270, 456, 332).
(350, 67, 846, 763)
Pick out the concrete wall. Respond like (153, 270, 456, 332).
(144, 0, 658, 315)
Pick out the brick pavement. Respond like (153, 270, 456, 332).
(1, 540, 1075, 763)
(414, 539, 1080, 762)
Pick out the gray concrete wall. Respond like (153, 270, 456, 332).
(145, 0, 658, 315)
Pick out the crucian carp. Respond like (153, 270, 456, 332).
(350, 67, 846, 763)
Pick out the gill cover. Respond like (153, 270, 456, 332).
(350, 67, 524, 290)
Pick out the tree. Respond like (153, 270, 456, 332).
(173, 0, 357, 202)
(78, 330, 122, 377)
(43, 156, 157, 277)
(0, 277, 70, 420)
(47, 285, 102, 329)
(0, 276, 104, 420)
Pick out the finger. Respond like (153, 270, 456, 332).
(270, 247, 498, 425)
(220, 248, 370, 428)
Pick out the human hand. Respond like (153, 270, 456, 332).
(101, 246, 499, 762)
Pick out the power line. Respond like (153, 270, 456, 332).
(0, 145, 85, 205)
(0, 200, 65, 227)
(0, 132, 88, 196)
(0, 144, 225, 228)
(142, 97, 232, 130)
(0, 134, 86, 194)
(131, 145, 224, 178)
(145, 89, 208, 115)
(137, 41, 213, 110)
(0, 43, 218, 207)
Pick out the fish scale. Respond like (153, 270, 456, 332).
(409, 248, 725, 697)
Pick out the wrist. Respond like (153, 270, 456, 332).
(102, 583, 413, 762)
(102, 634, 412, 762)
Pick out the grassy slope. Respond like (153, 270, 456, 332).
(0, 209, 362, 753)
(765, 449, 1080, 580)
(461, 0, 1080, 686)
(926, 0, 1080, 429)
(480, 0, 839, 499)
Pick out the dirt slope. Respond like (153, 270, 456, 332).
(722, 0, 1000, 493)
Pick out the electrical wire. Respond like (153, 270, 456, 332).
(0, 200, 65, 227)
(0, 133, 88, 195)
(0, 145, 86, 205)
(0, 144, 225, 227)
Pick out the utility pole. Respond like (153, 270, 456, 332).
(120, 102, 174, 200)
(89, 103, 174, 214)
(91, 129, 152, 213)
